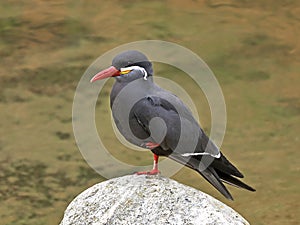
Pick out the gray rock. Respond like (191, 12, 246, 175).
(60, 175, 250, 225)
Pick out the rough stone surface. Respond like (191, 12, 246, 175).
(60, 175, 250, 225)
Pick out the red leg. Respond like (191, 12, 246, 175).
(136, 154, 160, 175)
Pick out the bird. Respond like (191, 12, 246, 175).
(90, 50, 255, 200)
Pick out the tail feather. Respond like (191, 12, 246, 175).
(216, 170, 256, 192)
(167, 152, 255, 200)
(199, 167, 234, 200)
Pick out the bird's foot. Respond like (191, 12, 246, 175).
(136, 169, 160, 175)
(135, 153, 160, 175)
(143, 142, 160, 149)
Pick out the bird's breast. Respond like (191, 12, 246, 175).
(110, 80, 155, 147)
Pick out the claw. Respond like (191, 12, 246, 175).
(136, 169, 160, 175)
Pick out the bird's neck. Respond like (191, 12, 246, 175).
(110, 77, 154, 108)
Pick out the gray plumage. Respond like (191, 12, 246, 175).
(95, 50, 255, 200)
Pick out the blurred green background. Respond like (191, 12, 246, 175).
(0, 1, 299, 224)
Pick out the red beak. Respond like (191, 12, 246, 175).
(90, 66, 120, 83)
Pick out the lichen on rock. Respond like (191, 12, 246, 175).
(60, 175, 250, 225)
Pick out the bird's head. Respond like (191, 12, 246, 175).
(90, 50, 153, 83)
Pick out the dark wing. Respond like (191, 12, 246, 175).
(130, 95, 218, 155)
(129, 95, 255, 200)
(129, 95, 182, 152)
